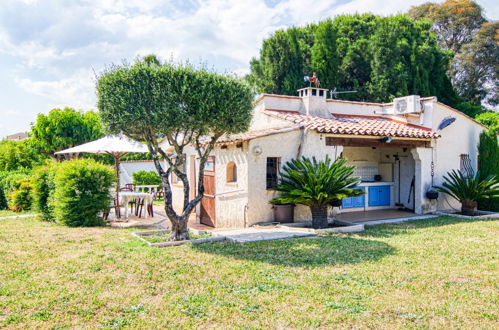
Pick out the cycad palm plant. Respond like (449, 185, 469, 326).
(435, 170, 499, 215)
(271, 156, 364, 229)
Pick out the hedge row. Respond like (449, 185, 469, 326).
(2, 159, 115, 227)
(35, 159, 115, 226)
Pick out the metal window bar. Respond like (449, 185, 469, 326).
(460, 154, 474, 177)
(266, 157, 280, 189)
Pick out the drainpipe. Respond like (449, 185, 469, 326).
(296, 126, 307, 158)
(244, 204, 248, 228)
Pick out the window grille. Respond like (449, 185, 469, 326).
(460, 154, 474, 177)
(266, 157, 281, 189)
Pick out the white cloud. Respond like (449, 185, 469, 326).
(0, 0, 497, 137)
(16, 69, 96, 110)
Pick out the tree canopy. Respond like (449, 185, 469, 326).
(0, 139, 46, 171)
(408, 0, 496, 109)
(97, 58, 254, 240)
(248, 14, 459, 106)
(30, 108, 104, 157)
(408, 0, 485, 54)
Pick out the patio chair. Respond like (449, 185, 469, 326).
(119, 187, 137, 214)
(134, 198, 154, 218)
(103, 198, 121, 221)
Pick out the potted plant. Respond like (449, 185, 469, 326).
(435, 170, 499, 216)
(271, 156, 364, 229)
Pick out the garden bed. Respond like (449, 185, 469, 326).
(132, 229, 226, 247)
(434, 209, 499, 220)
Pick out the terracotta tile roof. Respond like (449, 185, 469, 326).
(265, 109, 440, 139)
(216, 126, 302, 144)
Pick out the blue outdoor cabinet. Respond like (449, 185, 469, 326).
(368, 185, 391, 206)
(342, 187, 366, 209)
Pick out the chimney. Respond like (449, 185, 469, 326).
(297, 87, 329, 116)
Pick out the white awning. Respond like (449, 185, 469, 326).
(55, 135, 148, 155)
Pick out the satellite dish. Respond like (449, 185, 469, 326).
(438, 116, 456, 130)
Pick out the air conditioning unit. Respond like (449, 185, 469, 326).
(392, 95, 422, 114)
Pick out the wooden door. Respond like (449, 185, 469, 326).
(200, 156, 216, 227)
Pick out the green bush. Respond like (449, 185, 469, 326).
(32, 162, 59, 221)
(8, 178, 33, 212)
(478, 130, 499, 211)
(475, 112, 499, 134)
(52, 159, 115, 227)
(132, 170, 162, 188)
(0, 170, 31, 210)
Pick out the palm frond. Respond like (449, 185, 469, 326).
(271, 156, 364, 207)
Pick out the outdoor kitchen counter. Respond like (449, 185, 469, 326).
(359, 181, 395, 186)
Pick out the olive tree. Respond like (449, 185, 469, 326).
(96, 59, 253, 240)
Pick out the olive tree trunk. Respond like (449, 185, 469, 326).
(310, 205, 329, 229)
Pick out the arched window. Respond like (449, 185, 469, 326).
(226, 162, 237, 183)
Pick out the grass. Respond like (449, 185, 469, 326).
(0, 210, 34, 218)
(0, 216, 497, 328)
(141, 230, 212, 243)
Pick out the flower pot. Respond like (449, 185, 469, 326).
(426, 189, 439, 200)
(273, 203, 294, 223)
(461, 200, 477, 216)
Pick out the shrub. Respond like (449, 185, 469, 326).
(0, 170, 31, 210)
(435, 170, 499, 215)
(271, 156, 363, 228)
(477, 130, 499, 211)
(52, 159, 115, 227)
(32, 162, 59, 221)
(132, 170, 162, 188)
(8, 178, 33, 212)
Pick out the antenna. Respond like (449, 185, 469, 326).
(330, 88, 357, 99)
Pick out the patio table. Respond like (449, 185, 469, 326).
(135, 185, 160, 197)
(119, 192, 154, 220)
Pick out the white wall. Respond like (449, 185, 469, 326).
(211, 144, 249, 228)
(430, 103, 484, 211)
(119, 161, 165, 185)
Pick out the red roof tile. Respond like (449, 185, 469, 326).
(265, 110, 440, 139)
(216, 126, 301, 144)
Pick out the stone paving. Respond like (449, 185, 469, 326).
(213, 227, 316, 243)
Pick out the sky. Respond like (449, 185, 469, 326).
(0, 0, 497, 138)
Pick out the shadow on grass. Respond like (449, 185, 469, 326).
(193, 236, 394, 267)
(358, 216, 498, 238)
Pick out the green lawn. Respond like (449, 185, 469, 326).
(0, 216, 497, 328)
(0, 210, 34, 218)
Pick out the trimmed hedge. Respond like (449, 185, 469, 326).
(32, 162, 59, 221)
(51, 159, 115, 227)
(0, 170, 32, 210)
(8, 177, 33, 212)
(478, 130, 499, 211)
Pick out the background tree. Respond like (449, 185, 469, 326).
(97, 58, 253, 240)
(407, 0, 485, 54)
(451, 22, 499, 107)
(475, 112, 499, 134)
(0, 139, 46, 171)
(30, 108, 104, 158)
(311, 19, 338, 90)
(248, 14, 460, 107)
(408, 0, 496, 110)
